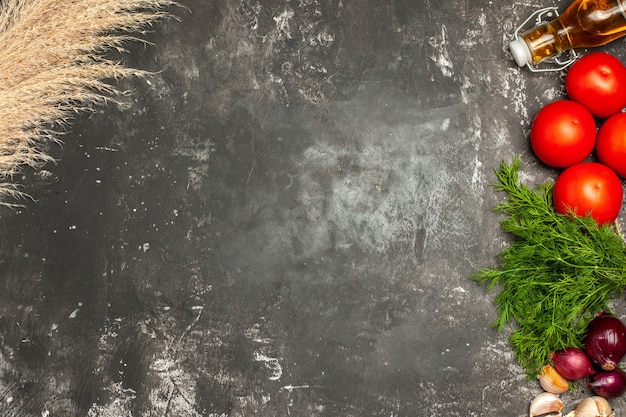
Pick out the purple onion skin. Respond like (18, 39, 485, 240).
(584, 312, 626, 371)
(589, 368, 626, 398)
(551, 347, 595, 381)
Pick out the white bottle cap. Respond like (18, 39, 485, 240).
(509, 39, 532, 67)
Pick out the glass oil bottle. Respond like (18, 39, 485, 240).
(510, 0, 626, 70)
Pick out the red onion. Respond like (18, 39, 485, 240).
(589, 368, 626, 398)
(584, 312, 626, 371)
(550, 347, 595, 380)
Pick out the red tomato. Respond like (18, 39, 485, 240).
(565, 52, 626, 118)
(596, 112, 626, 178)
(530, 100, 597, 168)
(553, 162, 623, 225)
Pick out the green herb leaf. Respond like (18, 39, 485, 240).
(474, 157, 626, 376)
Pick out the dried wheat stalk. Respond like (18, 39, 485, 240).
(0, 0, 179, 205)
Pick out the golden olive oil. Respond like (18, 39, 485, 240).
(513, 0, 626, 65)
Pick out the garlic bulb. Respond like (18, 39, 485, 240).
(538, 364, 570, 394)
(530, 392, 564, 417)
(564, 396, 614, 417)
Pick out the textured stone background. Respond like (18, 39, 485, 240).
(1, 0, 626, 416)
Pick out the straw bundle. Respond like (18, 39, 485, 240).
(0, 0, 178, 205)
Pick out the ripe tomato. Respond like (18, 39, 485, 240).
(565, 52, 626, 118)
(553, 162, 623, 225)
(596, 112, 626, 178)
(530, 100, 597, 168)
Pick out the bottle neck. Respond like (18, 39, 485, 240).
(519, 21, 568, 64)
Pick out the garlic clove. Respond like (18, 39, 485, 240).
(591, 396, 615, 417)
(564, 396, 614, 417)
(538, 364, 570, 394)
(530, 392, 564, 417)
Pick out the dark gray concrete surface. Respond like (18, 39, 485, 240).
(1, 0, 626, 416)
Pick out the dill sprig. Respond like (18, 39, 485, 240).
(474, 157, 626, 376)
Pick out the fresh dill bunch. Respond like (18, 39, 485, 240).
(474, 157, 626, 376)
